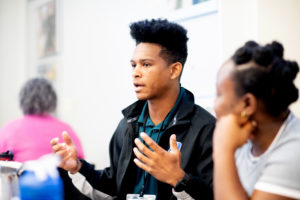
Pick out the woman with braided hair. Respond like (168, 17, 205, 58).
(213, 41, 300, 200)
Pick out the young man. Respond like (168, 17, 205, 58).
(51, 19, 215, 200)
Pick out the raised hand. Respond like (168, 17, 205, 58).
(50, 131, 81, 173)
(133, 133, 185, 187)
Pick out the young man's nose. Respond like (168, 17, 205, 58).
(132, 65, 142, 78)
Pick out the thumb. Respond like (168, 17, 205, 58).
(169, 134, 178, 152)
(62, 131, 73, 145)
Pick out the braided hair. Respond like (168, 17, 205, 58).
(231, 41, 299, 117)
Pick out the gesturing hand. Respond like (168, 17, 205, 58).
(133, 133, 185, 187)
(50, 131, 81, 173)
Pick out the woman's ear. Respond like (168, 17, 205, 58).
(241, 93, 257, 117)
(169, 62, 182, 80)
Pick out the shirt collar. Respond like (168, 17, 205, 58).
(137, 87, 185, 129)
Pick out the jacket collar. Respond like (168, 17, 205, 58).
(122, 87, 195, 126)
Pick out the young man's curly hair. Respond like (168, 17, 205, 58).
(130, 19, 188, 67)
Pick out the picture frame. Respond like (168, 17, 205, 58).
(27, 0, 62, 82)
(36, 0, 57, 58)
(168, 0, 218, 22)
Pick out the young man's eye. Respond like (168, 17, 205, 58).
(143, 63, 150, 67)
(131, 63, 136, 68)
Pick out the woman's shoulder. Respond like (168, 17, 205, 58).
(285, 112, 300, 135)
(276, 112, 300, 145)
(267, 112, 300, 160)
(0, 117, 26, 134)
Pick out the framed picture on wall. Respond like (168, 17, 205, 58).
(168, 0, 212, 10)
(37, 0, 57, 58)
(27, 0, 62, 82)
(167, 0, 218, 22)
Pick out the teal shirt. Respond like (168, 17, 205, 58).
(133, 87, 185, 195)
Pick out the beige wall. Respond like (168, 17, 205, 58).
(258, 0, 300, 116)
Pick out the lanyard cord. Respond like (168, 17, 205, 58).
(139, 111, 167, 197)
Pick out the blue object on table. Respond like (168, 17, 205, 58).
(19, 170, 63, 200)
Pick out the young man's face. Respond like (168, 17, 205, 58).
(130, 42, 173, 100)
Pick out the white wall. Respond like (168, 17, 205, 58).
(220, 0, 258, 61)
(221, 0, 300, 117)
(0, 0, 27, 127)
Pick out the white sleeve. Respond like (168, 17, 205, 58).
(172, 188, 195, 200)
(69, 172, 195, 200)
(68, 172, 114, 200)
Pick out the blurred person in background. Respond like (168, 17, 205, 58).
(0, 77, 88, 200)
(213, 41, 300, 200)
(0, 77, 84, 161)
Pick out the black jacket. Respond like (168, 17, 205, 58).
(79, 89, 215, 200)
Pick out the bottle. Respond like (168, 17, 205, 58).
(18, 154, 63, 200)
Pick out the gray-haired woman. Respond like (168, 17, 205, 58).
(0, 77, 84, 162)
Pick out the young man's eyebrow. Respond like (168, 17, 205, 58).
(130, 58, 154, 62)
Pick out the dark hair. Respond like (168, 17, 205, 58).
(19, 78, 57, 115)
(129, 19, 188, 66)
(231, 41, 299, 117)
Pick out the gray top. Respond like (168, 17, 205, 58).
(235, 112, 300, 199)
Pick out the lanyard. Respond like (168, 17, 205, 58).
(139, 111, 167, 197)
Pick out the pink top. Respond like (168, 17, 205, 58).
(0, 114, 84, 162)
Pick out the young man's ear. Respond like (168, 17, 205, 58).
(169, 62, 183, 80)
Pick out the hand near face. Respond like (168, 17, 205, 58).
(213, 114, 256, 154)
(50, 131, 81, 173)
(133, 133, 185, 187)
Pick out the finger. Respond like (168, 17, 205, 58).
(134, 138, 154, 158)
(50, 137, 59, 146)
(56, 149, 69, 158)
(133, 158, 151, 173)
(52, 143, 67, 152)
(140, 132, 164, 153)
(133, 147, 151, 164)
(169, 134, 178, 153)
(62, 131, 73, 145)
